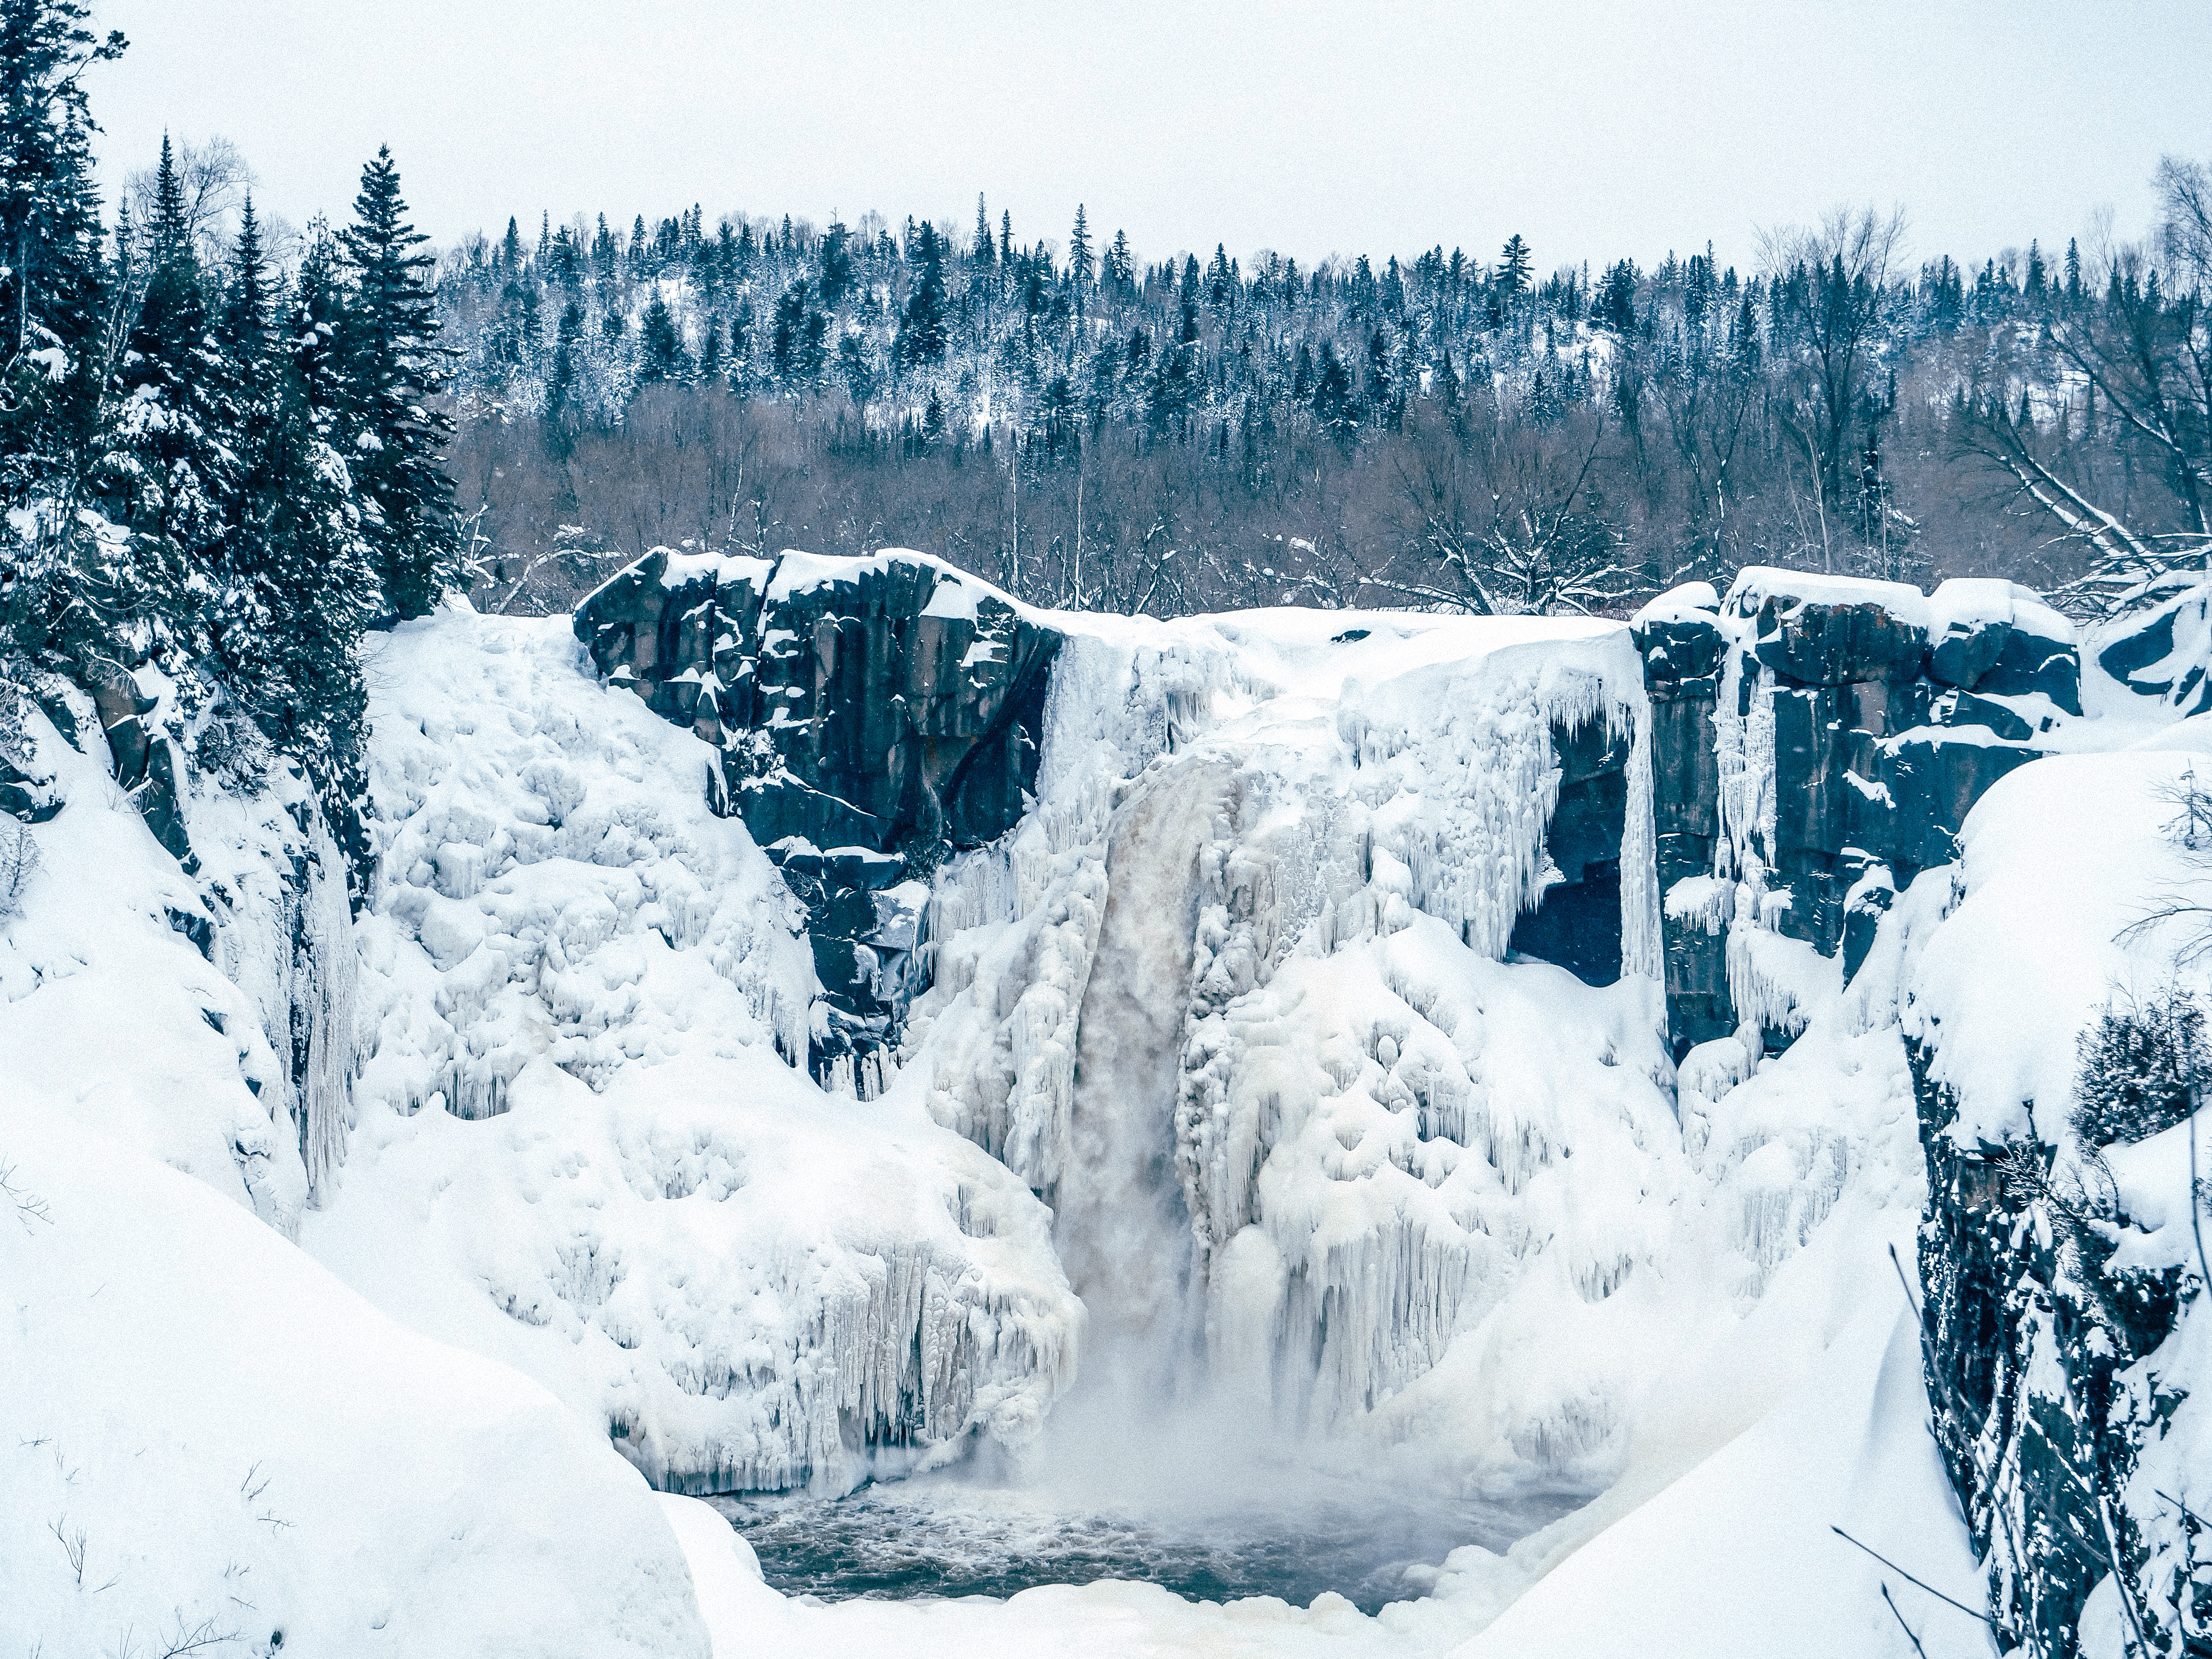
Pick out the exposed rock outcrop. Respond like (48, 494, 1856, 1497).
(1632, 568, 2079, 1053)
(575, 548, 1059, 1086)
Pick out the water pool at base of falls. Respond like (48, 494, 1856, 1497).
(713, 1479, 1581, 1614)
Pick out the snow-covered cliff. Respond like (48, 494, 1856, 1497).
(14, 544, 2212, 1659)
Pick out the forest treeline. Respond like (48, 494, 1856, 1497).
(436, 183, 2212, 621)
(7, 0, 2212, 872)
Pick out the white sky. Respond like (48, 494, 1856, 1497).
(90, 0, 2212, 277)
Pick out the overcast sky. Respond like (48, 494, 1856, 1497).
(89, 1, 2212, 277)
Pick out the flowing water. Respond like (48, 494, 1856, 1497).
(715, 1471, 1578, 1614)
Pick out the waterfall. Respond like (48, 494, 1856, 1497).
(1052, 758, 1232, 1402)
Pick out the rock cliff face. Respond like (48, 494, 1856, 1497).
(574, 548, 1059, 1087)
(1630, 568, 2080, 1053)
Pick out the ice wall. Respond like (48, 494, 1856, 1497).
(329, 606, 1080, 1494)
(893, 607, 1702, 1482)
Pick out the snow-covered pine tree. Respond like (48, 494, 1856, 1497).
(1497, 233, 1533, 295)
(108, 134, 237, 584)
(2070, 990, 2203, 1148)
(896, 223, 948, 368)
(1068, 204, 1092, 306)
(0, 0, 140, 694)
(638, 291, 688, 384)
(210, 203, 376, 822)
(338, 146, 457, 620)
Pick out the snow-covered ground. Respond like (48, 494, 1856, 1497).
(0, 699, 712, 1657)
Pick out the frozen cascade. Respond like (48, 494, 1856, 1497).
(1055, 757, 1234, 1391)
(892, 607, 1726, 1490)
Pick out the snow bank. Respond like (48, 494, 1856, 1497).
(1903, 750, 2209, 1145)
(332, 605, 1079, 1492)
(0, 703, 312, 1231)
(0, 700, 709, 1657)
(0, 1110, 709, 1659)
(1452, 1304, 1986, 1659)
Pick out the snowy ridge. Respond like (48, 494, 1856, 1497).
(326, 607, 1080, 1493)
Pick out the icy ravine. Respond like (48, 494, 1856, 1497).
(314, 609, 1080, 1494)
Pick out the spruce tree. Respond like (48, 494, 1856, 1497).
(1497, 234, 1533, 295)
(820, 215, 853, 305)
(547, 297, 584, 412)
(972, 194, 993, 267)
(0, 0, 150, 729)
(896, 223, 948, 367)
(638, 291, 689, 383)
(111, 134, 235, 588)
(212, 208, 375, 815)
(1068, 204, 1093, 300)
(338, 145, 457, 619)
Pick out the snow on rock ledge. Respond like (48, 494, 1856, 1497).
(335, 605, 1078, 1493)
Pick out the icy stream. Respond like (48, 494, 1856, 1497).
(715, 1476, 1577, 1613)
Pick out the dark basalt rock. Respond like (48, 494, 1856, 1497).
(1630, 611, 1727, 699)
(1741, 589, 1928, 685)
(576, 549, 1062, 1085)
(2098, 603, 2178, 687)
(1977, 626, 2081, 713)
(1508, 716, 1630, 988)
(1633, 569, 2079, 1051)
(1632, 588, 1733, 1049)
(1927, 613, 2013, 689)
(0, 756, 62, 824)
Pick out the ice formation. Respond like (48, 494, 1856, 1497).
(331, 608, 1079, 1493)
(890, 597, 1881, 1487)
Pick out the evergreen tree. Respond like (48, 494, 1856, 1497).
(0, 0, 137, 680)
(548, 298, 584, 412)
(1597, 259, 1639, 333)
(638, 291, 689, 383)
(111, 134, 235, 581)
(820, 215, 853, 305)
(1497, 233, 1533, 295)
(972, 194, 995, 268)
(338, 145, 457, 619)
(1068, 204, 1093, 296)
(1104, 228, 1133, 299)
(0, 0, 122, 493)
(212, 211, 376, 813)
(1311, 339, 1356, 436)
(896, 223, 949, 367)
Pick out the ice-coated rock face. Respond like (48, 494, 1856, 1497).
(573, 547, 1060, 1086)
(1633, 566, 2082, 1054)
